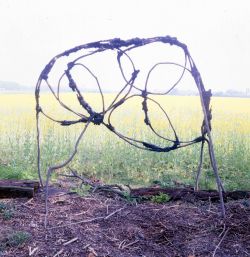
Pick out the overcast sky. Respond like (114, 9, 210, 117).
(0, 0, 249, 92)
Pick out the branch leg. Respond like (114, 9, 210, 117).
(44, 167, 53, 228)
(195, 78, 225, 217)
(195, 140, 205, 191)
(43, 120, 91, 228)
(207, 140, 225, 192)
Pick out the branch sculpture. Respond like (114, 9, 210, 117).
(35, 36, 225, 226)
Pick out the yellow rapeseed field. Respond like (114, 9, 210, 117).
(0, 93, 249, 189)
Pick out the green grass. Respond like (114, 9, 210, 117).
(0, 166, 23, 180)
(0, 125, 249, 191)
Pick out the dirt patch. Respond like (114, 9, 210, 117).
(0, 189, 249, 257)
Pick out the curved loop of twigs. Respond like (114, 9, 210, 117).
(35, 36, 225, 227)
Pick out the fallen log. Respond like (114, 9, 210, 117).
(0, 180, 40, 198)
(0, 186, 35, 198)
(130, 187, 250, 202)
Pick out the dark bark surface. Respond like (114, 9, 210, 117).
(0, 180, 39, 198)
(130, 187, 250, 202)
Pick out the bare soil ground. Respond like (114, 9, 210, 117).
(0, 188, 249, 257)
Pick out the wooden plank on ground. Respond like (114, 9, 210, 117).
(0, 180, 40, 198)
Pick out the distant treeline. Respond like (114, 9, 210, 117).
(0, 81, 32, 92)
(169, 89, 250, 98)
(0, 80, 249, 98)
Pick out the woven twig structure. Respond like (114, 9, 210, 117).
(35, 36, 225, 226)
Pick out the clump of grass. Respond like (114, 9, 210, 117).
(0, 231, 31, 252)
(2, 209, 14, 220)
(0, 202, 7, 211)
(0, 202, 15, 220)
(6, 231, 31, 247)
(151, 193, 171, 204)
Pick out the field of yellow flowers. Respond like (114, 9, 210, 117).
(0, 93, 249, 190)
